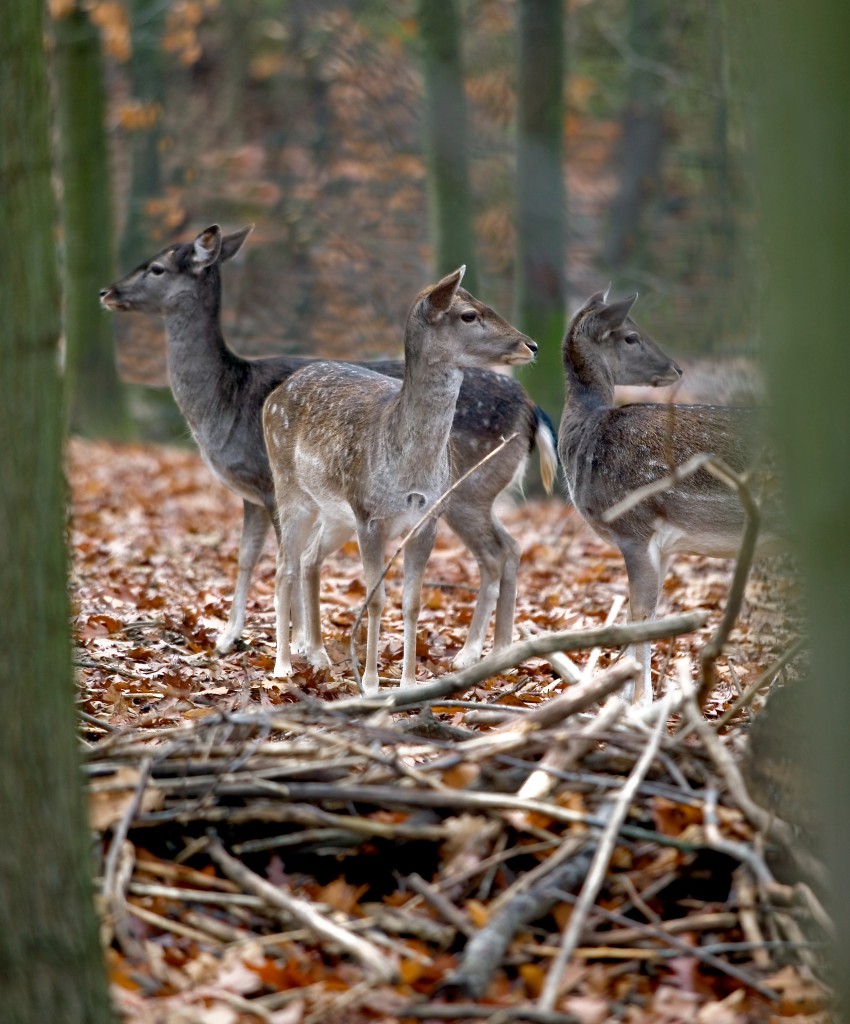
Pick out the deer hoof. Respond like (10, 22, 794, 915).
(361, 672, 380, 693)
(451, 647, 481, 670)
(307, 649, 331, 671)
(215, 632, 238, 655)
(272, 657, 293, 679)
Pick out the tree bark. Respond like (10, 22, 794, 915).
(53, 3, 133, 438)
(514, 0, 567, 426)
(0, 3, 113, 1021)
(747, 0, 850, 1001)
(418, 0, 479, 293)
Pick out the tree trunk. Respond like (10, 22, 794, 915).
(0, 3, 113, 1022)
(514, 0, 567, 426)
(53, 3, 133, 439)
(748, 0, 850, 999)
(418, 0, 479, 293)
(120, 0, 165, 266)
(601, 0, 667, 273)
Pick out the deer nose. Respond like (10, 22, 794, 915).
(526, 339, 538, 354)
(99, 288, 110, 299)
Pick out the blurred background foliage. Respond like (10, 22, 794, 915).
(47, 0, 755, 438)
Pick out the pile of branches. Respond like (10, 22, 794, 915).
(83, 614, 831, 1023)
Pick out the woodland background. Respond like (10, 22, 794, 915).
(53, 0, 756, 440)
(3, 1, 850, 1023)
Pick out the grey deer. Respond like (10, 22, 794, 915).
(558, 288, 779, 705)
(264, 266, 537, 690)
(100, 225, 556, 667)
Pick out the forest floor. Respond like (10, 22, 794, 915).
(69, 437, 830, 1024)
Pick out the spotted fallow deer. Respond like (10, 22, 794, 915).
(558, 289, 780, 704)
(263, 267, 539, 690)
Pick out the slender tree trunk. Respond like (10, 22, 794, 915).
(53, 3, 133, 438)
(514, 0, 566, 425)
(748, 0, 850, 999)
(601, 0, 667, 273)
(120, 0, 165, 266)
(418, 0, 478, 293)
(0, 3, 113, 1022)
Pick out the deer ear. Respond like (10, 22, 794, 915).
(423, 265, 466, 319)
(220, 225, 254, 263)
(193, 225, 223, 268)
(597, 292, 638, 334)
(587, 284, 612, 306)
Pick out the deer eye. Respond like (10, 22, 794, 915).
(624, 332, 638, 345)
(461, 311, 477, 323)
(148, 264, 166, 277)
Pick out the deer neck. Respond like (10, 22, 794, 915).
(385, 352, 463, 475)
(163, 287, 243, 429)
(562, 332, 615, 413)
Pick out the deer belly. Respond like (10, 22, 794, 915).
(651, 519, 743, 560)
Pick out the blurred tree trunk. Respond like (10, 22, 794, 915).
(748, 0, 850, 999)
(0, 2, 113, 1022)
(53, 3, 133, 438)
(418, 0, 478, 293)
(601, 0, 667, 274)
(514, 0, 566, 425)
(120, 0, 165, 265)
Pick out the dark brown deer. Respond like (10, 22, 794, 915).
(558, 288, 779, 704)
(264, 267, 537, 689)
(100, 226, 556, 666)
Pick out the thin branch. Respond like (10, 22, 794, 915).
(206, 837, 397, 982)
(601, 453, 716, 524)
(697, 459, 762, 705)
(714, 638, 805, 729)
(538, 694, 672, 1011)
(333, 609, 710, 713)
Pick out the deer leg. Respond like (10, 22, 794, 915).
(399, 519, 438, 688)
(272, 506, 314, 678)
(356, 524, 388, 693)
(620, 539, 663, 705)
(217, 500, 272, 654)
(445, 509, 517, 668)
(301, 516, 353, 671)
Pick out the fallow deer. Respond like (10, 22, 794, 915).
(263, 267, 537, 690)
(558, 288, 779, 704)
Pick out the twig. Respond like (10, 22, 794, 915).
(703, 785, 774, 887)
(696, 458, 762, 705)
(206, 837, 397, 981)
(734, 867, 772, 970)
(101, 757, 151, 909)
(402, 1004, 580, 1023)
(550, 890, 779, 1000)
(127, 881, 264, 910)
(511, 695, 625, 810)
(440, 838, 594, 999)
(406, 872, 475, 937)
(538, 694, 671, 1011)
(680, 677, 830, 894)
(349, 432, 520, 692)
(714, 638, 805, 729)
(601, 452, 717, 524)
(126, 901, 221, 945)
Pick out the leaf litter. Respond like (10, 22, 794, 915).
(68, 437, 828, 1023)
